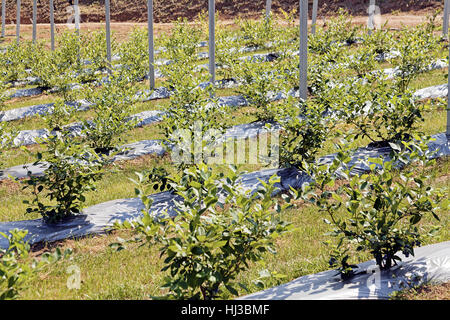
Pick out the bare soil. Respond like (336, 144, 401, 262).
(1, 0, 445, 24)
(392, 282, 450, 300)
(0, 13, 439, 45)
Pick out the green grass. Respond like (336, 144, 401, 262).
(1, 67, 447, 169)
(409, 68, 449, 91)
(0, 101, 446, 222)
(390, 282, 450, 300)
(1, 25, 449, 300)
(4, 95, 57, 112)
(12, 156, 448, 300)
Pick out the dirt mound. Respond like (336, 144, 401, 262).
(1, 0, 444, 24)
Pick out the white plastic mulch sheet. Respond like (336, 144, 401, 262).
(10, 110, 164, 147)
(4, 48, 439, 123)
(0, 191, 178, 250)
(0, 100, 92, 123)
(239, 241, 450, 300)
(4, 77, 446, 174)
(1, 48, 278, 107)
(0, 139, 166, 180)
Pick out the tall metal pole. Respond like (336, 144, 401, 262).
(299, 0, 308, 101)
(311, 0, 318, 35)
(105, 0, 112, 72)
(147, 0, 155, 89)
(1, 0, 5, 38)
(50, 0, 55, 50)
(208, 0, 215, 84)
(32, 0, 37, 43)
(444, 0, 449, 37)
(74, 0, 80, 35)
(16, 0, 20, 44)
(74, 0, 80, 62)
(266, 0, 272, 21)
(368, 0, 375, 35)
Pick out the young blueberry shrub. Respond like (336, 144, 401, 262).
(215, 23, 241, 81)
(346, 46, 377, 79)
(235, 12, 276, 50)
(160, 18, 203, 70)
(0, 122, 14, 168)
(118, 28, 149, 82)
(338, 74, 426, 146)
(0, 229, 72, 300)
(114, 164, 292, 299)
(278, 8, 300, 44)
(22, 112, 107, 223)
(309, 9, 361, 54)
(294, 137, 446, 275)
(232, 58, 284, 122)
(81, 71, 138, 154)
(81, 30, 119, 73)
(31, 31, 85, 92)
(277, 45, 346, 104)
(162, 82, 227, 170)
(391, 14, 441, 94)
(41, 99, 77, 133)
(0, 41, 41, 83)
(275, 96, 334, 170)
(159, 29, 228, 170)
(363, 23, 394, 56)
(327, 9, 361, 46)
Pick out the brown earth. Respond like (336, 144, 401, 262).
(392, 282, 450, 300)
(0, 0, 445, 24)
(0, 14, 437, 44)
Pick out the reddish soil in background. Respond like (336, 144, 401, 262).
(0, 14, 437, 45)
(0, 0, 445, 24)
(392, 282, 450, 300)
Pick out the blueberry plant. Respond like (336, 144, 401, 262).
(215, 24, 241, 81)
(114, 164, 292, 299)
(338, 75, 426, 145)
(81, 71, 138, 154)
(0, 229, 72, 299)
(0, 41, 41, 83)
(235, 12, 276, 50)
(363, 23, 394, 56)
(159, 18, 204, 73)
(346, 46, 377, 79)
(22, 123, 106, 223)
(275, 96, 334, 170)
(158, 21, 228, 170)
(391, 14, 441, 93)
(81, 30, 119, 73)
(292, 137, 446, 274)
(232, 58, 284, 122)
(118, 28, 149, 81)
(309, 9, 361, 54)
(40, 99, 77, 133)
(30, 31, 84, 91)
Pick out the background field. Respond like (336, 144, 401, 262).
(0, 0, 446, 24)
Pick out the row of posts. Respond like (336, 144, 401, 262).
(0, 0, 449, 137)
(0, 0, 310, 94)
